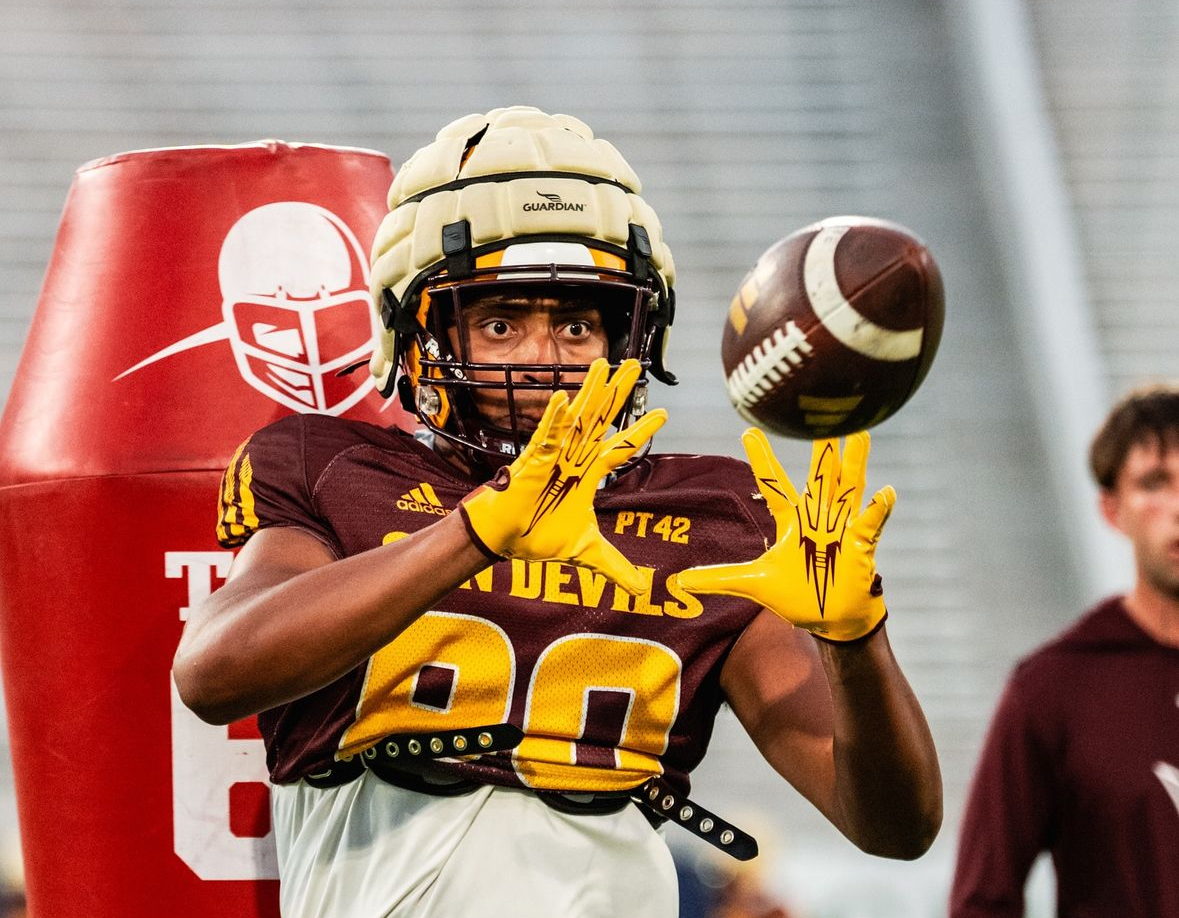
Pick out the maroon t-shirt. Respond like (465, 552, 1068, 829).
(217, 413, 775, 795)
(950, 597, 1179, 917)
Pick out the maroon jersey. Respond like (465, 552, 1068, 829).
(950, 598, 1179, 918)
(217, 413, 775, 795)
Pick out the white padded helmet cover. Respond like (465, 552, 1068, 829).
(369, 106, 675, 386)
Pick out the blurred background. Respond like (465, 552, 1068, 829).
(0, 0, 1176, 915)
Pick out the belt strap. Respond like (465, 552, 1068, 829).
(630, 776, 759, 861)
(303, 732, 758, 862)
(303, 723, 524, 789)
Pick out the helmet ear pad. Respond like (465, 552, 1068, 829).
(395, 373, 420, 416)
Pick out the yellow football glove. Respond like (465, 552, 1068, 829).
(672, 428, 894, 643)
(459, 358, 667, 595)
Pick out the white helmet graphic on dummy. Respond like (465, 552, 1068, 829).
(118, 201, 380, 416)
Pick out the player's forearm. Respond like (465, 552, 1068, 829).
(818, 627, 943, 859)
(173, 512, 489, 725)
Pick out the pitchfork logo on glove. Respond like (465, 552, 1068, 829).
(673, 428, 894, 644)
(795, 441, 854, 617)
(521, 382, 632, 538)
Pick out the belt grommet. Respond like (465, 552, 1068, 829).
(720, 829, 735, 845)
(340, 754, 354, 763)
(385, 741, 399, 757)
(477, 731, 493, 748)
(699, 818, 714, 833)
(647, 786, 659, 802)
(429, 737, 444, 754)
(453, 735, 468, 752)
(407, 739, 422, 755)
(362, 747, 376, 760)
(660, 795, 674, 811)
(679, 806, 693, 821)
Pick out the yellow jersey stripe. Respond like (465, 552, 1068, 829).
(216, 440, 247, 542)
(419, 482, 441, 506)
(239, 453, 259, 531)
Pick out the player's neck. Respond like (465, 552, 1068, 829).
(432, 435, 498, 483)
(1123, 581, 1179, 649)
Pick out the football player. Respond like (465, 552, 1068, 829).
(172, 106, 942, 918)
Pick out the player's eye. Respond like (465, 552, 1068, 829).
(481, 319, 512, 338)
(563, 318, 598, 340)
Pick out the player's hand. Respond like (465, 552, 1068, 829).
(672, 428, 894, 642)
(458, 358, 666, 595)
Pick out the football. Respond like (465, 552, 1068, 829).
(721, 215, 944, 439)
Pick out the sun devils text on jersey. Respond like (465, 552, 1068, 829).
(217, 413, 776, 796)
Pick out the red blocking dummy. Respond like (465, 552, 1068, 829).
(0, 142, 413, 916)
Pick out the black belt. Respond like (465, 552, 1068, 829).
(302, 723, 524, 790)
(300, 724, 757, 861)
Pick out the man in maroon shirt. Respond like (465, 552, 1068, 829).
(172, 106, 942, 918)
(950, 384, 1179, 917)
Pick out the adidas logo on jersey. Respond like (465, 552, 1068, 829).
(397, 483, 450, 516)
